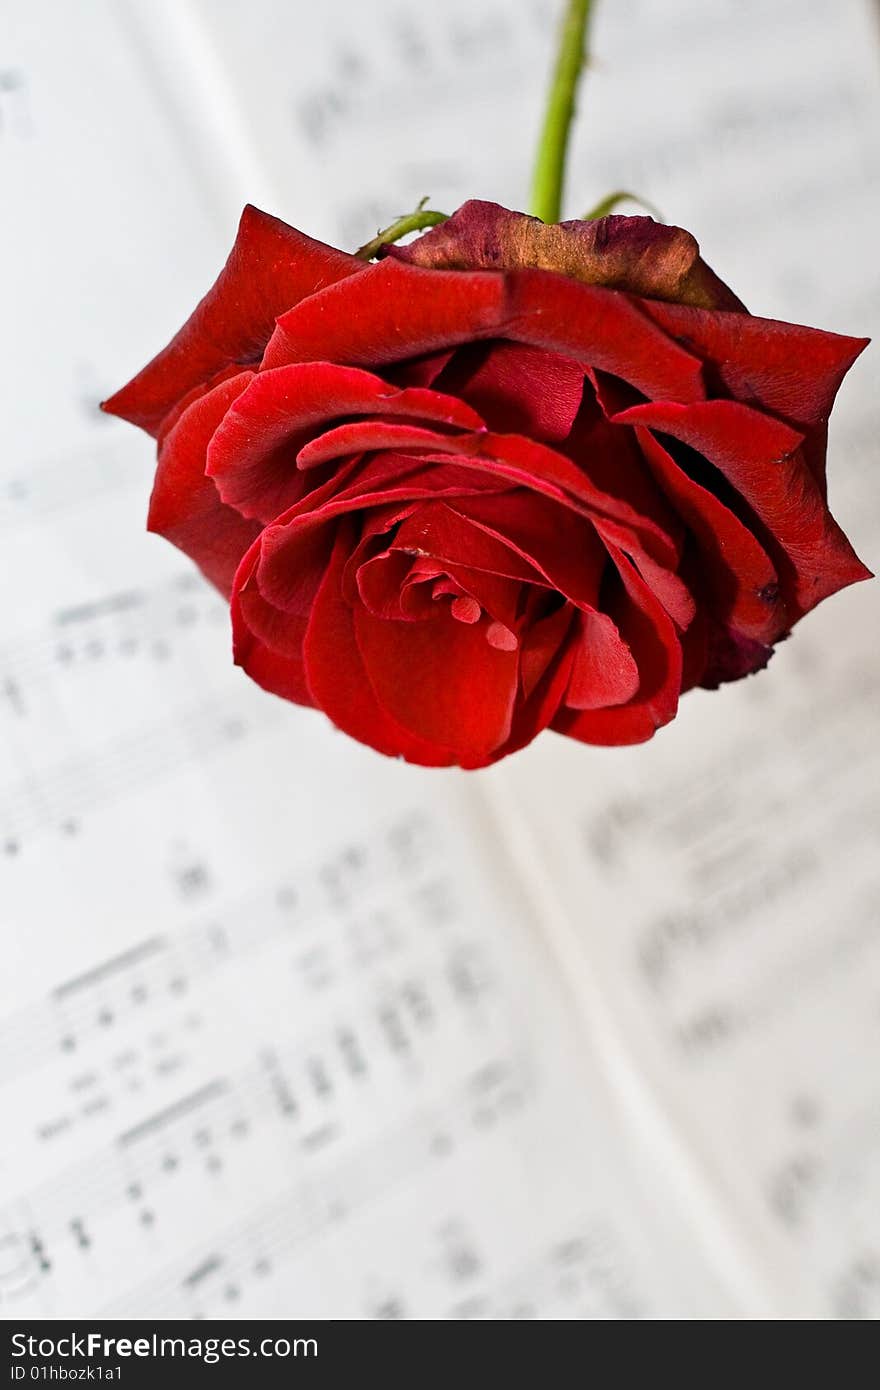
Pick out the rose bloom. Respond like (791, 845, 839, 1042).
(104, 201, 869, 768)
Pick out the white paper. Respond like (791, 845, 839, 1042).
(491, 0, 880, 1321)
(173, 0, 880, 1317)
(0, 0, 745, 1319)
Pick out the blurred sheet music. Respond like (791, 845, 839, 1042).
(492, 0, 880, 1323)
(1, 0, 877, 1321)
(0, 0, 739, 1320)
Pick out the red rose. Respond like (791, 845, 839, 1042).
(104, 200, 869, 768)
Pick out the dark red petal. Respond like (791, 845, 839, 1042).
(297, 421, 461, 469)
(303, 526, 455, 766)
(102, 206, 361, 437)
(386, 349, 458, 387)
(702, 627, 775, 688)
(502, 270, 705, 403)
(155, 364, 249, 449)
(440, 431, 681, 570)
(415, 438, 691, 627)
(231, 541, 312, 706)
(438, 491, 606, 608)
(441, 567, 522, 631)
(615, 399, 870, 616)
(254, 517, 336, 614)
(565, 610, 641, 710)
(392, 502, 544, 584)
(393, 199, 745, 311)
(356, 549, 417, 621)
(520, 602, 574, 701)
(554, 546, 682, 745)
(567, 387, 685, 562)
(635, 297, 869, 488)
(262, 258, 508, 371)
(432, 340, 587, 442)
(255, 456, 513, 611)
(207, 362, 483, 522)
(493, 606, 577, 762)
(354, 603, 519, 761)
(635, 426, 783, 641)
(261, 257, 705, 405)
(147, 372, 261, 597)
(590, 519, 696, 631)
(233, 621, 312, 706)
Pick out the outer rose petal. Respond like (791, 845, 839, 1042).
(148, 373, 261, 596)
(102, 206, 362, 436)
(635, 426, 783, 641)
(262, 260, 509, 371)
(616, 400, 871, 617)
(635, 297, 869, 490)
(262, 258, 706, 404)
(231, 541, 312, 707)
(391, 200, 745, 312)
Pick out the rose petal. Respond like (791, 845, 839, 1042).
(262, 258, 509, 371)
(303, 525, 455, 766)
(502, 270, 706, 403)
(231, 541, 312, 705)
(261, 257, 706, 405)
(565, 610, 641, 710)
(392, 200, 745, 311)
(392, 502, 544, 584)
(103, 206, 361, 436)
(255, 456, 513, 612)
(635, 426, 783, 640)
(147, 372, 261, 596)
(554, 545, 682, 744)
(518, 600, 573, 696)
(354, 601, 519, 761)
(615, 399, 871, 616)
(297, 421, 462, 469)
(432, 340, 587, 442)
(207, 362, 484, 522)
(356, 549, 419, 621)
(457, 431, 683, 570)
(636, 297, 869, 490)
(435, 490, 607, 609)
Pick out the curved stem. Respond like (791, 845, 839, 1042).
(355, 206, 448, 261)
(582, 189, 663, 221)
(529, 0, 594, 224)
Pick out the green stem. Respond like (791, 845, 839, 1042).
(582, 189, 662, 221)
(529, 0, 594, 224)
(355, 206, 448, 261)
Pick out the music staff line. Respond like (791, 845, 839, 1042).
(0, 568, 226, 723)
(95, 1053, 532, 1320)
(2, 947, 510, 1313)
(445, 1216, 648, 1321)
(0, 808, 452, 1084)
(0, 691, 289, 855)
(586, 643, 880, 883)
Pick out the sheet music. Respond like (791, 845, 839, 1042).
(489, 0, 880, 1322)
(0, 0, 745, 1320)
(168, 0, 880, 1317)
